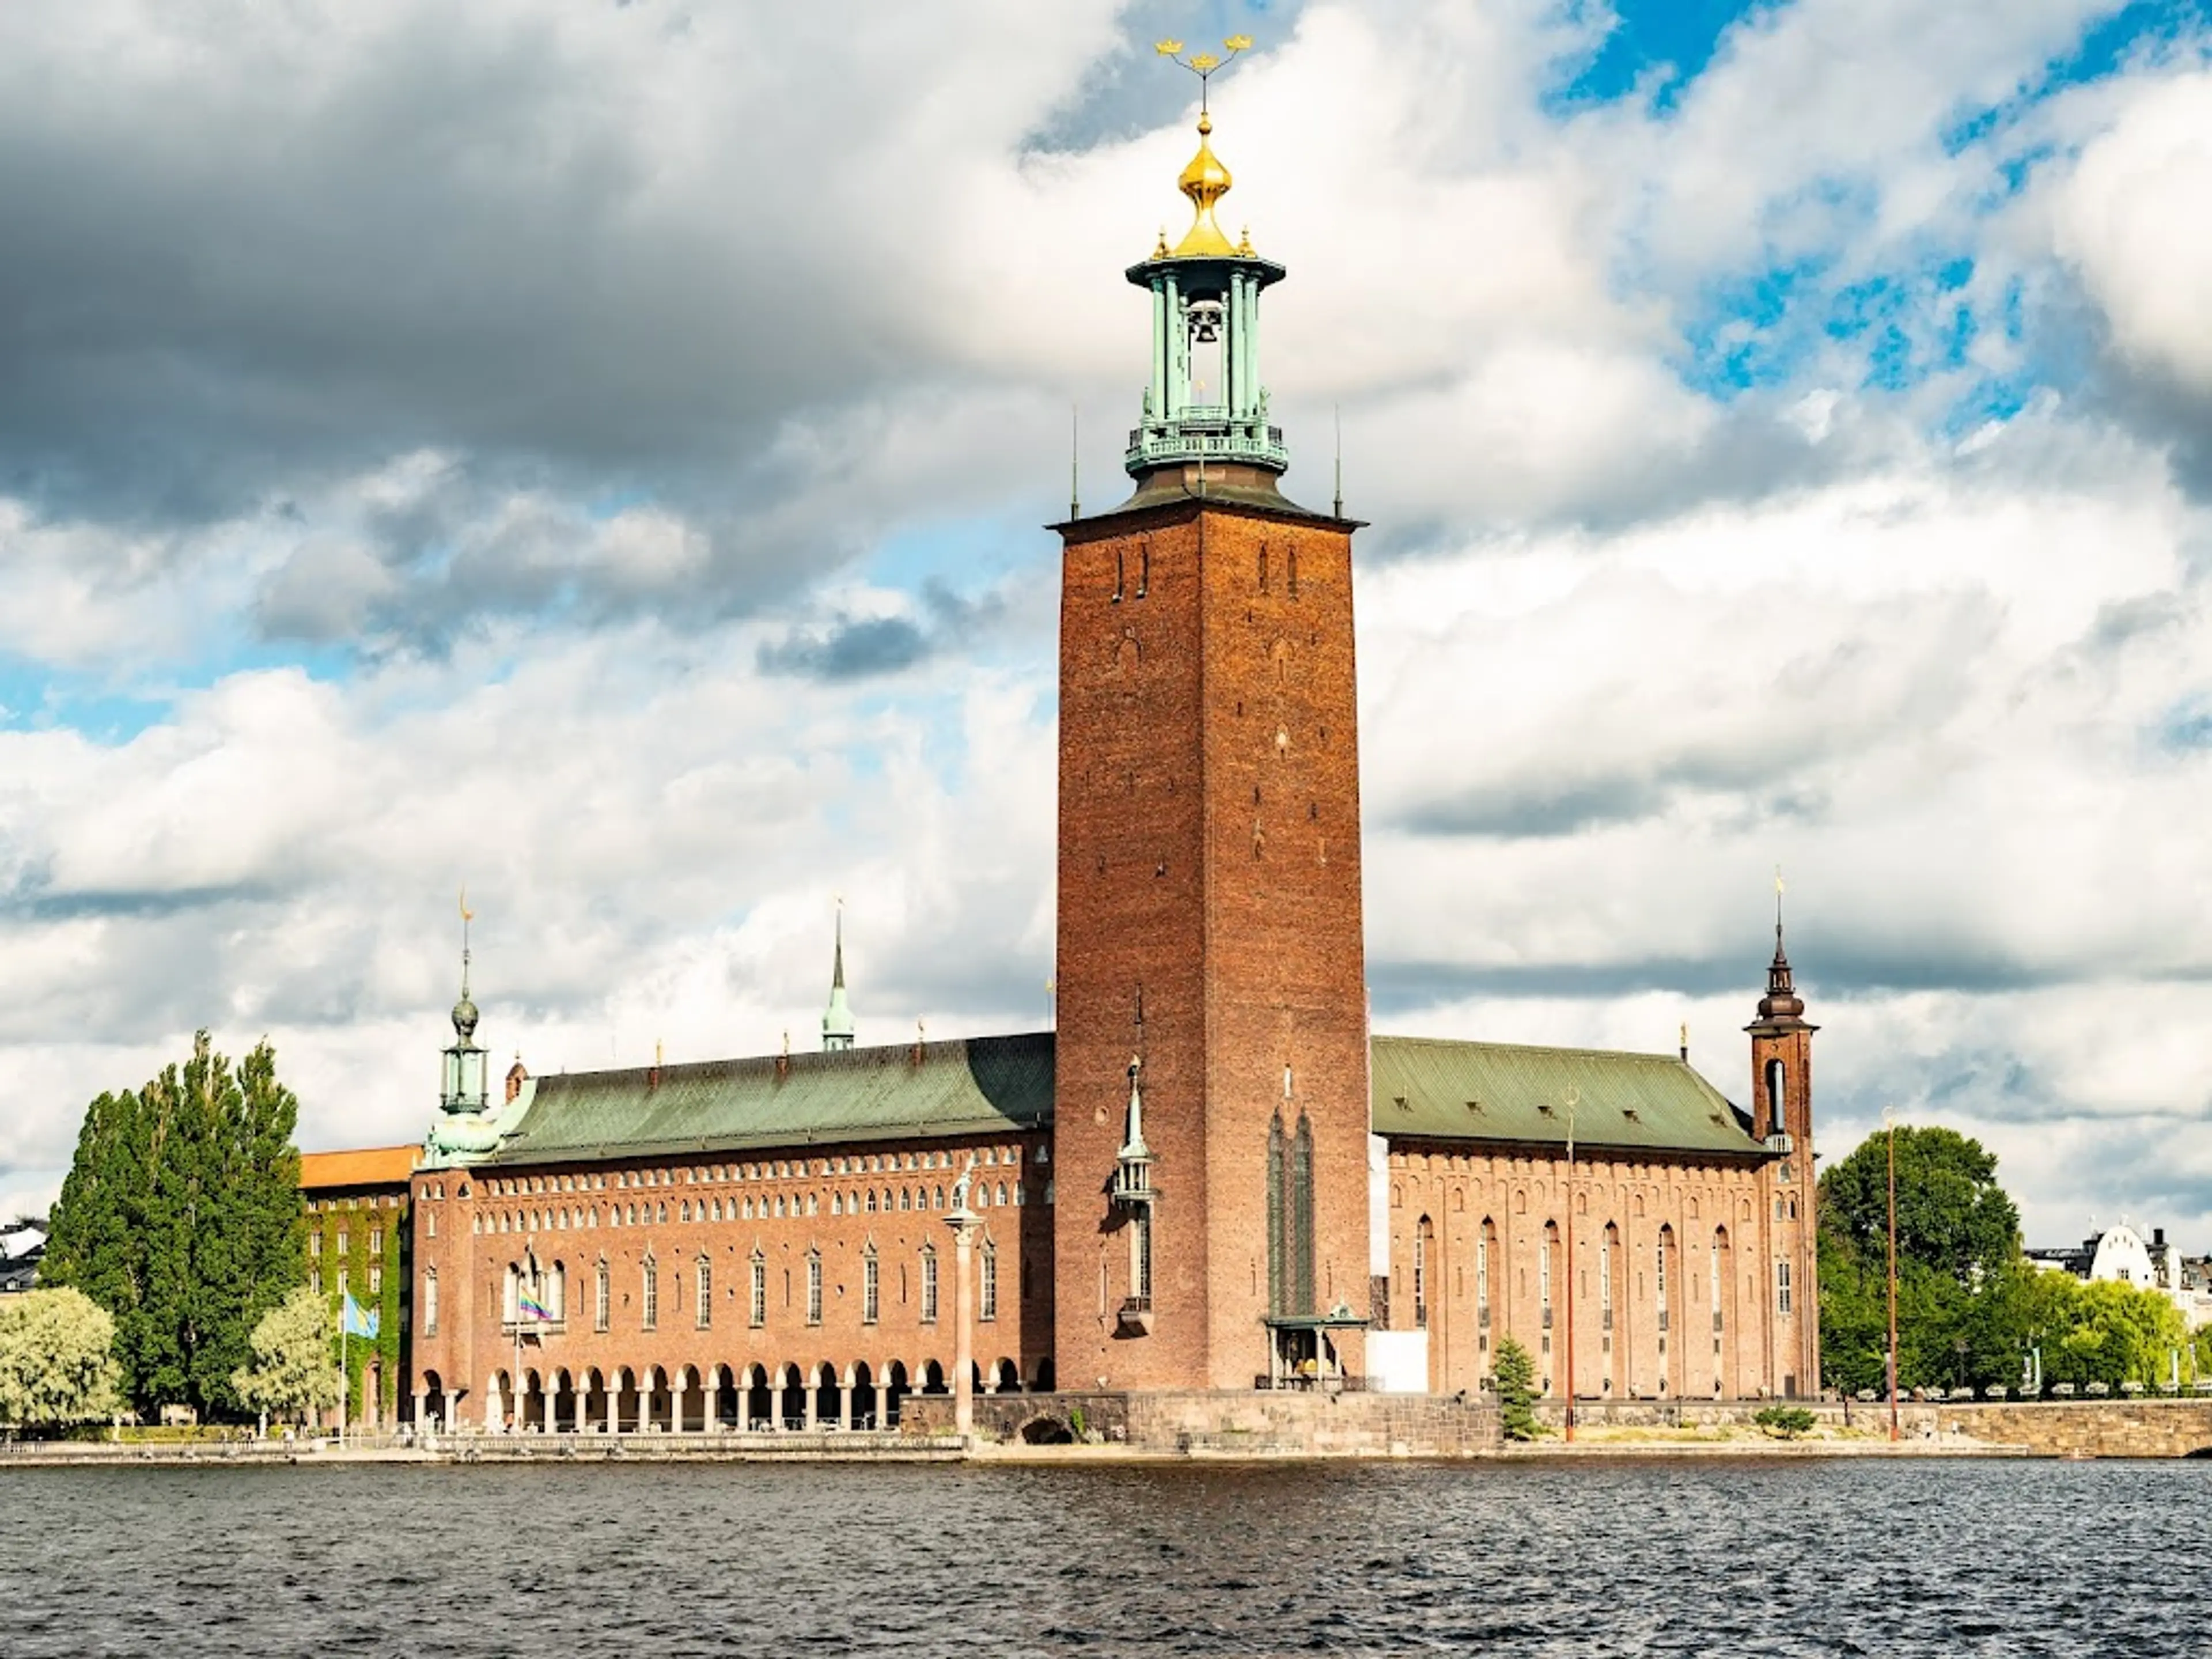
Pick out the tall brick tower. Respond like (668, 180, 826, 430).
(1052, 54, 1370, 1392)
(1746, 892, 1820, 1397)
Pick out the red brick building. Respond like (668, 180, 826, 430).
(383, 97, 1821, 1431)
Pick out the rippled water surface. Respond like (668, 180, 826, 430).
(5, 1458, 2204, 1656)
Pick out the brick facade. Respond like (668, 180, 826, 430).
(1052, 497, 1371, 1392)
(1382, 1144, 1817, 1400)
(406, 1132, 1052, 1430)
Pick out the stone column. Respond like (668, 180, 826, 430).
(412, 1389, 426, 1431)
(803, 1374, 817, 1431)
(948, 1202, 979, 1437)
(839, 1380, 853, 1431)
(605, 1379, 618, 1435)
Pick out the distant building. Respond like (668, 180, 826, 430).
(2028, 1222, 2212, 1329)
(0, 1223, 44, 1296)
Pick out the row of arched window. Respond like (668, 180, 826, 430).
(464, 1142, 1039, 1203)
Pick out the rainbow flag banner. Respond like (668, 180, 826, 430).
(517, 1291, 554, 1323)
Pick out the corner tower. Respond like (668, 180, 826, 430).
(1054, 47, 1370, 1392)
(1746, 886, 1819, 1396)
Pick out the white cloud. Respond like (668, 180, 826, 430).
(2053, 70, 2212, 394)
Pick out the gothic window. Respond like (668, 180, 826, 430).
(863, 1248, 880, 1325)
(1711, 1236, 1724, 1331)
(750, 1252, 767, 1328)
(642, 1257, 658, 1331)
(1657, 1226, 1674, 1335)
(595, 1262, 611, 1332)
(981, 1243, 998, 1322)
(1131, 1211, 1153, 1306)
(423, 1268, 439, 1336)
(1765, 1058, 1786, 1129)
(1600, 1226, 1616, 1326)
(1476, 1223, 1493, 1327)
(921, 1247, 940, 1324)
(696, 1257, 713, 1329)
(503, 1263, 520, 1324)
(806, 1252, 823, 1326)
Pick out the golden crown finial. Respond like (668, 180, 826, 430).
(1154, 35, 1255, 259)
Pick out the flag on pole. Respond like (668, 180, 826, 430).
(341, 1292, 380, 1340)
(517, 1291, 554, 1323)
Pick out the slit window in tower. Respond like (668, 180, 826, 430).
(863, 1249, 880, 1325)
(1777, 1260, 1792, 1316)
(1292, 1113, 1316, 1316)
(1266, 1115, 1286, 1316)
(749, 1253, 766, 1328)
(1138, 541, 1149, 598)
(696, 1257, 711, 1329)
(595, 1262, 610, 1332)
(807, 1252, 823, 1326)
(1131, 1212, 1152, 1306)
(1414, 1217, 1432, 1328)
(641, 1258, 658, 1331)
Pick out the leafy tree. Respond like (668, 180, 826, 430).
(0, 1287, 123, 1431)
(41, 1033, 305, 1419)
(1491, 1335, 1543, 1441)
(232, 1286, 339, 1429)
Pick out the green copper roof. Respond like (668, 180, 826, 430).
(481, 1035, 1054, 1168)
(1368, 1035, 1763, 1158)
(470, 1031, 1760, 1171)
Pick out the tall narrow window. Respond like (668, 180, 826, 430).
(806, 1252, 823, 1325)
(423, 1268, 439, 1336)
(980, 1243, 998, 1322)
(1600, 1228, 1615, 1326)
(1711, 1239, 1723, 1328)
(368, 1227, 382, 1256)
(863, 1248, 880, 1324)
(642, 1257, 658, 1331)
(1131, 1211, 1152, 1306)
(696, 1257, 713, 1329)
(1777, 1260, 1793, 1316)
(595, 1261, 611, 1332)
(1540, 1228, 1554, 1329)
(921, 1247, 939, 1324)
(503, 1263, 519, 1324)
(1413, 1217, 1433, 1329)
(1266, 1115, 1286, 1315)
(1476, 1224, 1492, 1327)
(1765, 1058, 1786, 1132)
(1656, 1229, 1672, 1334)
(1291, 1113, 1316, 1315)
(750, 1252, 767, 1327)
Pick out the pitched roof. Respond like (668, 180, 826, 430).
(480, 1033, 1055, 1168)
(464, 1029, 1760, 1170)
(298, 1145, 419, 1190)
(1369, 1035, 1763, 1158)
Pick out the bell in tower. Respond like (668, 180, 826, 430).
(1123, 37, 1292, 501)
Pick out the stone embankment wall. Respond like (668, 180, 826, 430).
(904, 1390, 1502, 1456)
(1934, 1401, 2212, 1457)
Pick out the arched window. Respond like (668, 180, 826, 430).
(1476, 1221, 1494, 1327)
(831, 1191, 843, 1216)
(749, 1252, 767, 1328)
(866, 1190, 879, 1213)
(980, 1242, 998, 1322)
(503, 1263, 520, 1324)
(806, 1252, 823, 1325)
(1765, 1058, 1786, 1130)
(696, 1257, 713, 1330)
(595, 1260, 611, 1332)
(862, 1247, 880, 1325)
(642, 1257, 659, 1331)
(1600, 1225, 1616, 1326)
(548, 1261, 566, 1321)
(1657, 1226, 1675, 1335)
(934, 1185, 945, 1211)
(1413, 1216, 1433, 1329)
(900, 1189, 912, 1213)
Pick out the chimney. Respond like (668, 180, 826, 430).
(505, 1059, 529, 1104)
(2155, 1226, 2167, 1249)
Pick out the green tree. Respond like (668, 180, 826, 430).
(0, 1287, 123, 1431)
(1491, 1334, 1543, 1441)
(41, 1032, 305, 1419)
(231, 1286, 338, 1429)
(1817, 1125, 2027, 1394)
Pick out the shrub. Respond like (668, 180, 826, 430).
(1753, 1404, 1817, 1440)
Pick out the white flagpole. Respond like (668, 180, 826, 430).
(339, 1300, 347, 1446)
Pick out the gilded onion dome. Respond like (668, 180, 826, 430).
(1172, 112, 1239, 257)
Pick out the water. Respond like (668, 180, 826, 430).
(2, 1459, 2201, 1656)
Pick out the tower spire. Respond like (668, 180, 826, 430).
(822, 897, 855, 1051)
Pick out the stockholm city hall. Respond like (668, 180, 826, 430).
(309, 45, 1821, 1438)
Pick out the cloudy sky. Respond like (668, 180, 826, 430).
(3, 0, 2211, 1247)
